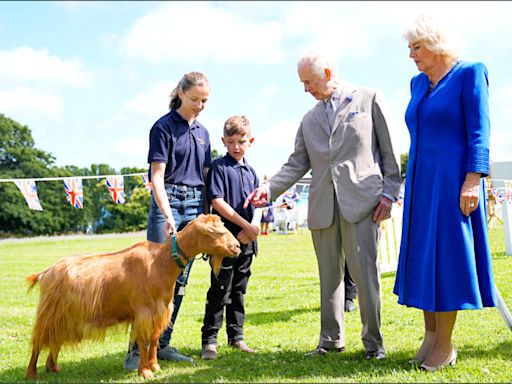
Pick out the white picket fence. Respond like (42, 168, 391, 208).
(378, 204, 403, 273)
(253, 203, 403, 273)
(255, 198, 512, 273)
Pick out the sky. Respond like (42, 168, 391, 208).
(1, 1, 511, 179)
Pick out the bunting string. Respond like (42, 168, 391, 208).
(0, 172, 147, 183)
(0, 172, 151, 211)
(0, 174, 510, 211)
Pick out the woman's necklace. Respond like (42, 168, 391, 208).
(429, 61, 456, 91)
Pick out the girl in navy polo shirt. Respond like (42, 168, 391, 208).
(124, 72, 212, 369)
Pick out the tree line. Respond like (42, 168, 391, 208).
(1, 113, 405, 238)
(0, 114, 151, 237)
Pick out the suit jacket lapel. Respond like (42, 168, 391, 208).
(313, 102, 331, 136)
(332, 84, 358, 134)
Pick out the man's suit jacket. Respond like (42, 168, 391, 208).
(269, 83, 401, 228)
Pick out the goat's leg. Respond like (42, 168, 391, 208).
(148, 330, 161, 372)
(26, 345, 40, 379)
(45, 343, 62, 373)
(136, 336, 154, 379)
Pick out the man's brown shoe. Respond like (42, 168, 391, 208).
(305, 345, 346, 356)
(201, 344, 218, 360)
(231, 340, 256, 353)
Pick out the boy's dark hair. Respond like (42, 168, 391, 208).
(223, 115, 251, 137)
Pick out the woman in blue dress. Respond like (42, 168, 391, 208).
(393, 15, 497, 372)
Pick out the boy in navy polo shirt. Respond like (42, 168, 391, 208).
(201, 115, 260, 360)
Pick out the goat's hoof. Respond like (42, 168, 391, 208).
(26, 370, 38, 380)
(150, 363, 161, 371)
(46, 364, 61, 373)
(138, 369, 154, 379)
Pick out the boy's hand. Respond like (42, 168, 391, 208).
(237, 230, 252, 245)
(242, 223, 260, 242)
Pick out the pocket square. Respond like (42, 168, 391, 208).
(347, 111, 361, 118)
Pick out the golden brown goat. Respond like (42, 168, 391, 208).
(26, 214, 240, 379)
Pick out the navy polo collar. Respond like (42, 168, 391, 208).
(224, 153, 249, 168)
(170, 109, 199, 129)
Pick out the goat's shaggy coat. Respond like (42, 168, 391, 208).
(26, 214, 240, 379)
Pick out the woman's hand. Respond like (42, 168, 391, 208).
(460, 172, 481, 216)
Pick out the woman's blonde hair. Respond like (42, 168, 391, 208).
(169, 72, 209, 110)
(404, 14, 460, 62)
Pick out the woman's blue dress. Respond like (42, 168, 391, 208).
(393, 61, 498, 311)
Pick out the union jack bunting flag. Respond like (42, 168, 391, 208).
(63, 177, 84, 209)
(491, 188, 500, 202)
(106, 175, 125, 204)
(14, 179, 43, 211)
(141, 173, 152, 191)
(495, 189, 505, 204)
(505, 187, 512, 203)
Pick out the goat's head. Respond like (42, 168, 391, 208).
(179, 214, 241, 275)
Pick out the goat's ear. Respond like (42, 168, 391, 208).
(209, 254, 223, 277)
(206, 224, 229, 237)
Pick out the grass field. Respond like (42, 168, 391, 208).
(0, 224, 511, 383)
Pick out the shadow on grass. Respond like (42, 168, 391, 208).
(6, 341, 511, 383)
(4, 340, 512, 383)
(3, 334, 511, 383)
(192, 307, 321, 327)
(459, 339, 512, 360)
(245, 306, 321, 325)
(1, 351, 130, 383)
(1, 349, 407, 383)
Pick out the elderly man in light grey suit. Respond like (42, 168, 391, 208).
(244, 51, 401, 359)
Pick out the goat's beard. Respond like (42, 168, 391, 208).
(209, 254, 224, 277)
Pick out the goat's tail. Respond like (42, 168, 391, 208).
(26, 272, 43, 293)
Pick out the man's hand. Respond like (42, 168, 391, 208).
(372, 196, 393, 222)
(243, 186, 269, 208)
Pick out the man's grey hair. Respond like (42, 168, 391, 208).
(297, 50, 339, 80)
(403, 14, 460, 62)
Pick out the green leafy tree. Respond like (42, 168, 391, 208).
(97, 166, 150, 233)
(212, 148, 222, 160)
(0, 114, 82, 236)
(400, 152, 409, 179)
(120, 166, 148, 199)
(83, 163, 118, 232)
(100, 186, 150, 233)
(0, 114, 150, 236)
